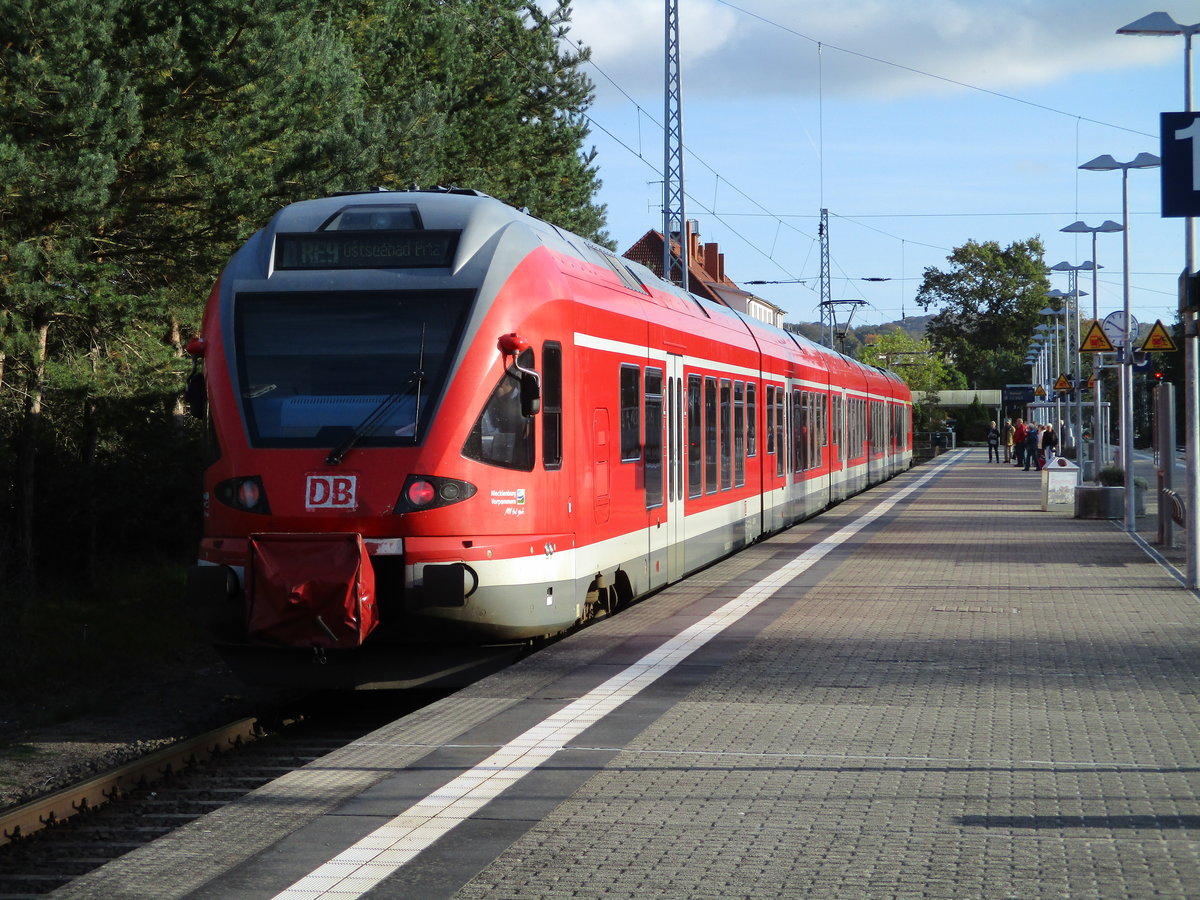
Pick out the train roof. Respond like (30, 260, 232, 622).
(245, 189, 908, 395)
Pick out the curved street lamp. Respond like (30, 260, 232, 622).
(1079, 152, 1161, 532)
(1059, 221, 1121, 480)
(1118, 11, 1199, 584)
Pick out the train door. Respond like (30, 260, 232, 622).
(786, 376, 801, 522)
(648, 356, 684, 589)
(665, 354, 685, 581)
(592, 408, 610, 524)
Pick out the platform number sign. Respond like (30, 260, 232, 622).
(1161, 112, 1200, 218)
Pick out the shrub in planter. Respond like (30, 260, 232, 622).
(1097, 465, 1148, 490)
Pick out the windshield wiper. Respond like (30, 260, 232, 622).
(327, 323, 428, 466)
(326, 370, 424, 465)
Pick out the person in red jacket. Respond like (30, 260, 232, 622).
(1012, 418, 1027, 468)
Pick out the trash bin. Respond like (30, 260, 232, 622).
(1042, 456, 1078, 511)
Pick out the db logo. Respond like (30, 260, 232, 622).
(306, 474, 358, 510)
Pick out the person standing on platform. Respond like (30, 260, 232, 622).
(1042, 423, 1058, 466)
(986, 421, 1001, 462)
(1023, 423, 1041, 471)
(1013, 418, 1027, 468)
(1003, 418, 1015, 463)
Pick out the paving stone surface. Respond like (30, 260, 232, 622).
(49, 450, 1199, 900)
(454, 450, 1200, 900)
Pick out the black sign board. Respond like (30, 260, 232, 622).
(275, 230, 460, 270)
(1002, 385, 1035, 405)
(1161, 112, 1200, 218)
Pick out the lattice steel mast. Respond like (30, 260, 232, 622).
(819, 209, 832, 347)
(663, 0, 688, 289)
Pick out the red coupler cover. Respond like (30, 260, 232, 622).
(246, 533, 378, 648)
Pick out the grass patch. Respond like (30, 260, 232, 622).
(0, 742, 42, 761)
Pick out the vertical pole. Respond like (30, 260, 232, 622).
(1159, 382, 1177, 546)
(1059, 317, 1064, 434)
(1091, 233, 1103, 481)
(1182, 31, 1199, 586)
(1073, 274, 1084, 481)
(820, 208, 832, 348)
(1121, 167, 1136, 533)
(663, 0, 687, 290)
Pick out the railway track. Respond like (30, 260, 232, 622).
(0, 691, 444, 897)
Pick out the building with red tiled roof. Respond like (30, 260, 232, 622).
(623, 222, 787, 328)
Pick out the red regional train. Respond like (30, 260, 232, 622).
(185, 188, 912, 688)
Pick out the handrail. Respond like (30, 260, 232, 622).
(1162, 488, 1186, 528)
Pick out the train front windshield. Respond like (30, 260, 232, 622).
(234, 290, 472, 448)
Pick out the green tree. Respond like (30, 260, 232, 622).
(340, 0, 607, 242)
(0, 0, 142, 573)
(857, 331, 965, 434)
(915, 238, 1050, 389)
(857, 331, 965, 393)
(1, 0, 609, 581)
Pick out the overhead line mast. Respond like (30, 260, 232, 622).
(663, 0, 687, 289)
(820, 209, 832, 346)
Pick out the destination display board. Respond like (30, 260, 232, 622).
(274, 230, 460, 270)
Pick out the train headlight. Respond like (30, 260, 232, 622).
(407, 480, 437, 507)
(395, 475, 477, 513)
(214, 476, 271, 514)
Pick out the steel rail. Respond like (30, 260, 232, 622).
(0, 716, 264, 845)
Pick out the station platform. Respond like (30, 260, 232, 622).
(56, 449, 1200, 900)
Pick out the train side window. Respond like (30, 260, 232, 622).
(734, 381, 745, 486)
(542, 342, 562, 470)
(645, 367, 663, 508)
(814, 394, 823, 465)
(774, 387, 785, 477)
(620, 364, 641, 462)
(746, 382, 757, 458)
(792, 389, 804, 474)
(809, 393, 819, 470)
(463, 348, 535, 471)
(834, 395, 843, 464)
(704, 376, 718, 494)
(801, 390, 810, 471)
(720, 379, 732, 490)
(765, 385, 775, 454)
(687, 374, 702, 498)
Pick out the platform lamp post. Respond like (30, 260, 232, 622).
(1025, 347, 1037, 424)
(1060, 220, 1123, 480)
(1079, 152, 1161, 533)
(1048, 280, 1090, 476)
(1026, 341, 1039, 419)
(1045, 292, 1084, 477)
(1032, 329, 1052, 423)
(1038, 309, 1066, 439)
(1117, 12, 1199, 582)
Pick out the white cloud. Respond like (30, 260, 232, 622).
(566, 0, 1180, 104)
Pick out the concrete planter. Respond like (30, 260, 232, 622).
(1074, 485, 1144, 519)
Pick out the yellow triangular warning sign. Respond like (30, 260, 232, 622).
(1034, 385, 1046, 397)
(1141, 319, 1177, 352)
(1054, 374, 1072, 392)
(1079, 320, 1114, 353)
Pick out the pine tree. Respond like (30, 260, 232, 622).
(0, 0, 141, 573)
(339, 0, 607, 241)
(0, 0, 609, 579)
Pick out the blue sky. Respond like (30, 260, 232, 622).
(562, 1, 1193, 334)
